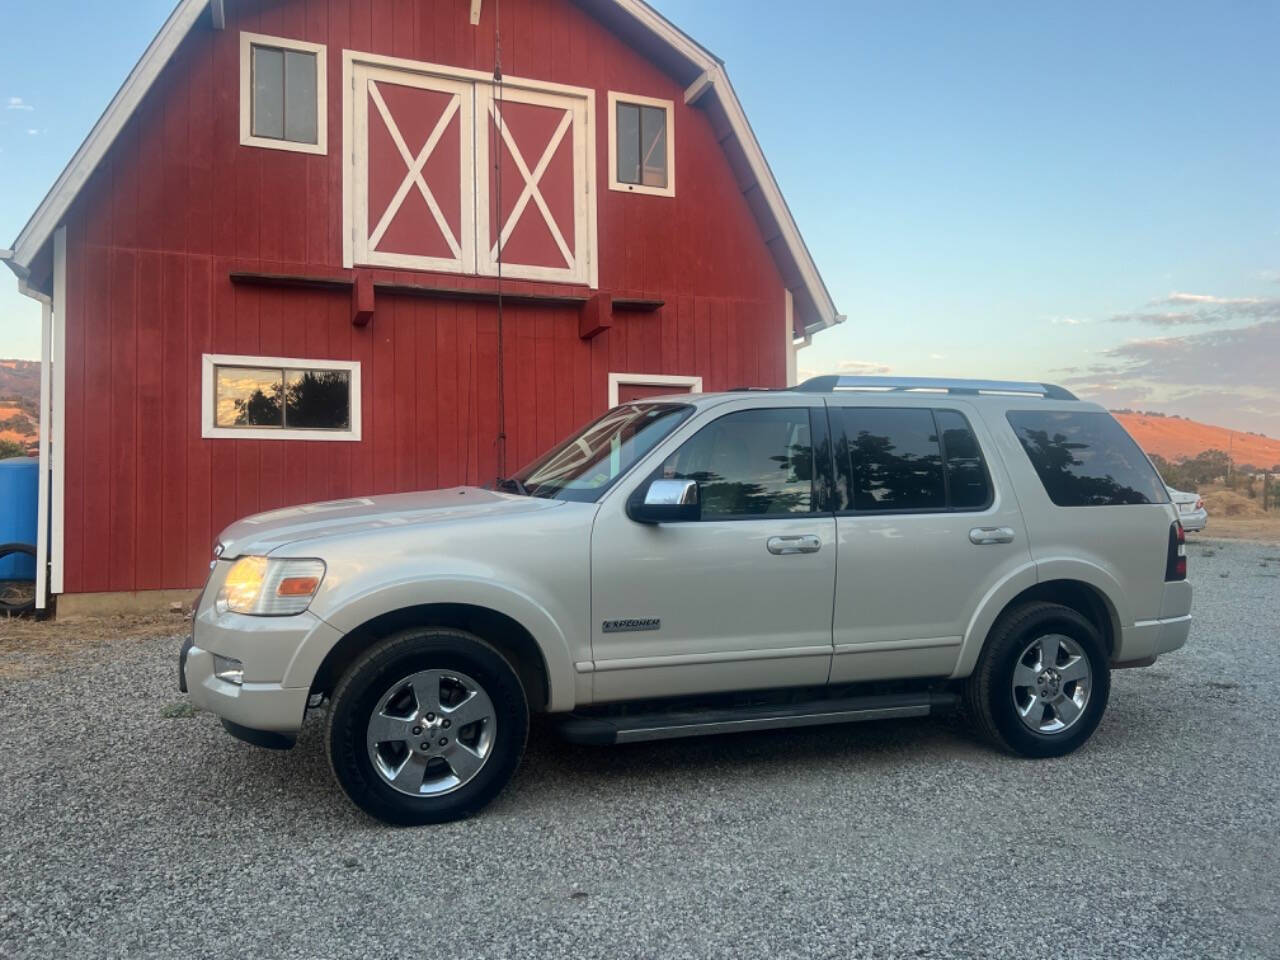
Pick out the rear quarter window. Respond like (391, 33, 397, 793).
(1006, 410, 1169, 506)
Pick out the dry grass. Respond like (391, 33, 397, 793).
(1193, 484, 1280, 542)
(1190, 517, 1280, 542)
(0, 612, 187, 681)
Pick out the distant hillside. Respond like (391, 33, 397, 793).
(1114, 411, 1280, 469)
(0, 359, 39, 402)
(0, 359, 40, 455)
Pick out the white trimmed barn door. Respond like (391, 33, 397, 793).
(352, 64, 475, 272)
(476, 84, 594, 286)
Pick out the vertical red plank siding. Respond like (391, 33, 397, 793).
(135, 251, 165, 591)
(56, 0, 793, 593)
(186, 258, 214, 584)
(108, 247, 138, 593)
(62, 216, 88, 595)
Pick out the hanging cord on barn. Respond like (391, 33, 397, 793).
(492, 0, 508, 485)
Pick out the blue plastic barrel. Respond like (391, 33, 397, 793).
(0, 457, 38, 579)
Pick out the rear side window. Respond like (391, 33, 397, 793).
(834, 407, 991, 513)
(1006, 410, 1169, 506)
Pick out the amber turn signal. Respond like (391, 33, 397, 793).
(277, 576, 321, 597)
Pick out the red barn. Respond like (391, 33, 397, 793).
(5, 0, 841, 613)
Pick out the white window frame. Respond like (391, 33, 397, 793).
(475, 82, 594, 285)
(240, 32, 328, 156)
(607, 91, 675, 198)
(351, 63, 475, 274)
(608, 373, 701, 407)
(342, 50, 598, 287)
(201, 354, 361, 441)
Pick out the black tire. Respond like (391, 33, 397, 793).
(326, 627, 529, 825)
(963, 601, 1110, 758)
(0, 542, 37, 615)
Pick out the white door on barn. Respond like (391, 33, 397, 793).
(352, 64, 475, 273)
(476, 83, 595, 286)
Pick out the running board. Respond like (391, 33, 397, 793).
(555, 692, 960, 745)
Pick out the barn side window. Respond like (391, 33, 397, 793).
(201, 355, 360, 441)
(240, 32, 327, 155)
(608, 91, 675, 197)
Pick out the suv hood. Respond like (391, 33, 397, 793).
(216, 487, 560, 557)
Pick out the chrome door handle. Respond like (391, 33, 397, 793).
(969, 526, 1015, 545)
(767, 534, 821, 555)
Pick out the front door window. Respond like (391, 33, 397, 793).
(655, 408, 815, 517)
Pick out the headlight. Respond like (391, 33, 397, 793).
(215, 556, 326, 616)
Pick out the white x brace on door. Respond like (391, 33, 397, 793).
(348, 57, 596, 286)
(353, 63, 475, 272)
(475, 83, 593, 285)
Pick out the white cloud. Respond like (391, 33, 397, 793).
(1110, 296, 1280, 326)
(1050, 316, 1088, 326)
(797, 359, 893, 380)
(836, 359, 892, 375)
(1152, 292, 1261, 306)
(5, 96, 34, 112)
(928, 353, 945, 360)
(25, 128, 39, 136)
(1064, 319, 1280, 436)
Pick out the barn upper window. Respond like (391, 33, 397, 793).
(201, 355, 360, 441)
(608, 92, 675, 197)
(240, 32, 328, 155)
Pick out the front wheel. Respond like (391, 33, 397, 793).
(326, 627, 529, 825)
(964, 602, 1111, 758)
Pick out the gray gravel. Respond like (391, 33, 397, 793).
(2, 538, 1279, 959)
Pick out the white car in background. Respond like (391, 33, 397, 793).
(1167, 487, 1207, 532)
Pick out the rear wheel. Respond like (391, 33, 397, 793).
(964, 601, 1110, 758)
(327, 627, 529, 825)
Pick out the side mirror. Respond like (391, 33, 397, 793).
(628, 478, 700, 524)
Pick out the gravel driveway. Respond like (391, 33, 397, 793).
(2, 539, 1278, 959)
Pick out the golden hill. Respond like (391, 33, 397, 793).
(1114, 412, 1280, 468)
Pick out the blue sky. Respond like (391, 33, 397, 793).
(2, 0, 1276, 432)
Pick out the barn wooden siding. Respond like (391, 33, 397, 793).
(59, 0, 788, 593)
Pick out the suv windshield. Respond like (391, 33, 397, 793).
(505, 402, 693, 502)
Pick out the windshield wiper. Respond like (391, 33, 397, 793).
(496, 476, 530, 496)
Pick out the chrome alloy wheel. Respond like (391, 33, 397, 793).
(366, 669, 497, 797)
(1011, 633, 1092, 735)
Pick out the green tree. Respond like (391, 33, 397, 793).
(1182, 449, 1231, 487)
(0, 439, 27, 459)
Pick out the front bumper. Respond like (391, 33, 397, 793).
(182, 641, 311, 735)
(178, 586, 343, 740)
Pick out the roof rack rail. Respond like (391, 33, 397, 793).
(794, 375, 1077, 400)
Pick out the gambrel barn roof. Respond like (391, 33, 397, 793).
(5, 0, 842, 335)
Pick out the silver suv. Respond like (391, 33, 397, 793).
(180, 376, 1192, 824)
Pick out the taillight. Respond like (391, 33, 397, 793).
(1166, 521, 1186, 581)
(1195, 498, 1204, 511)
